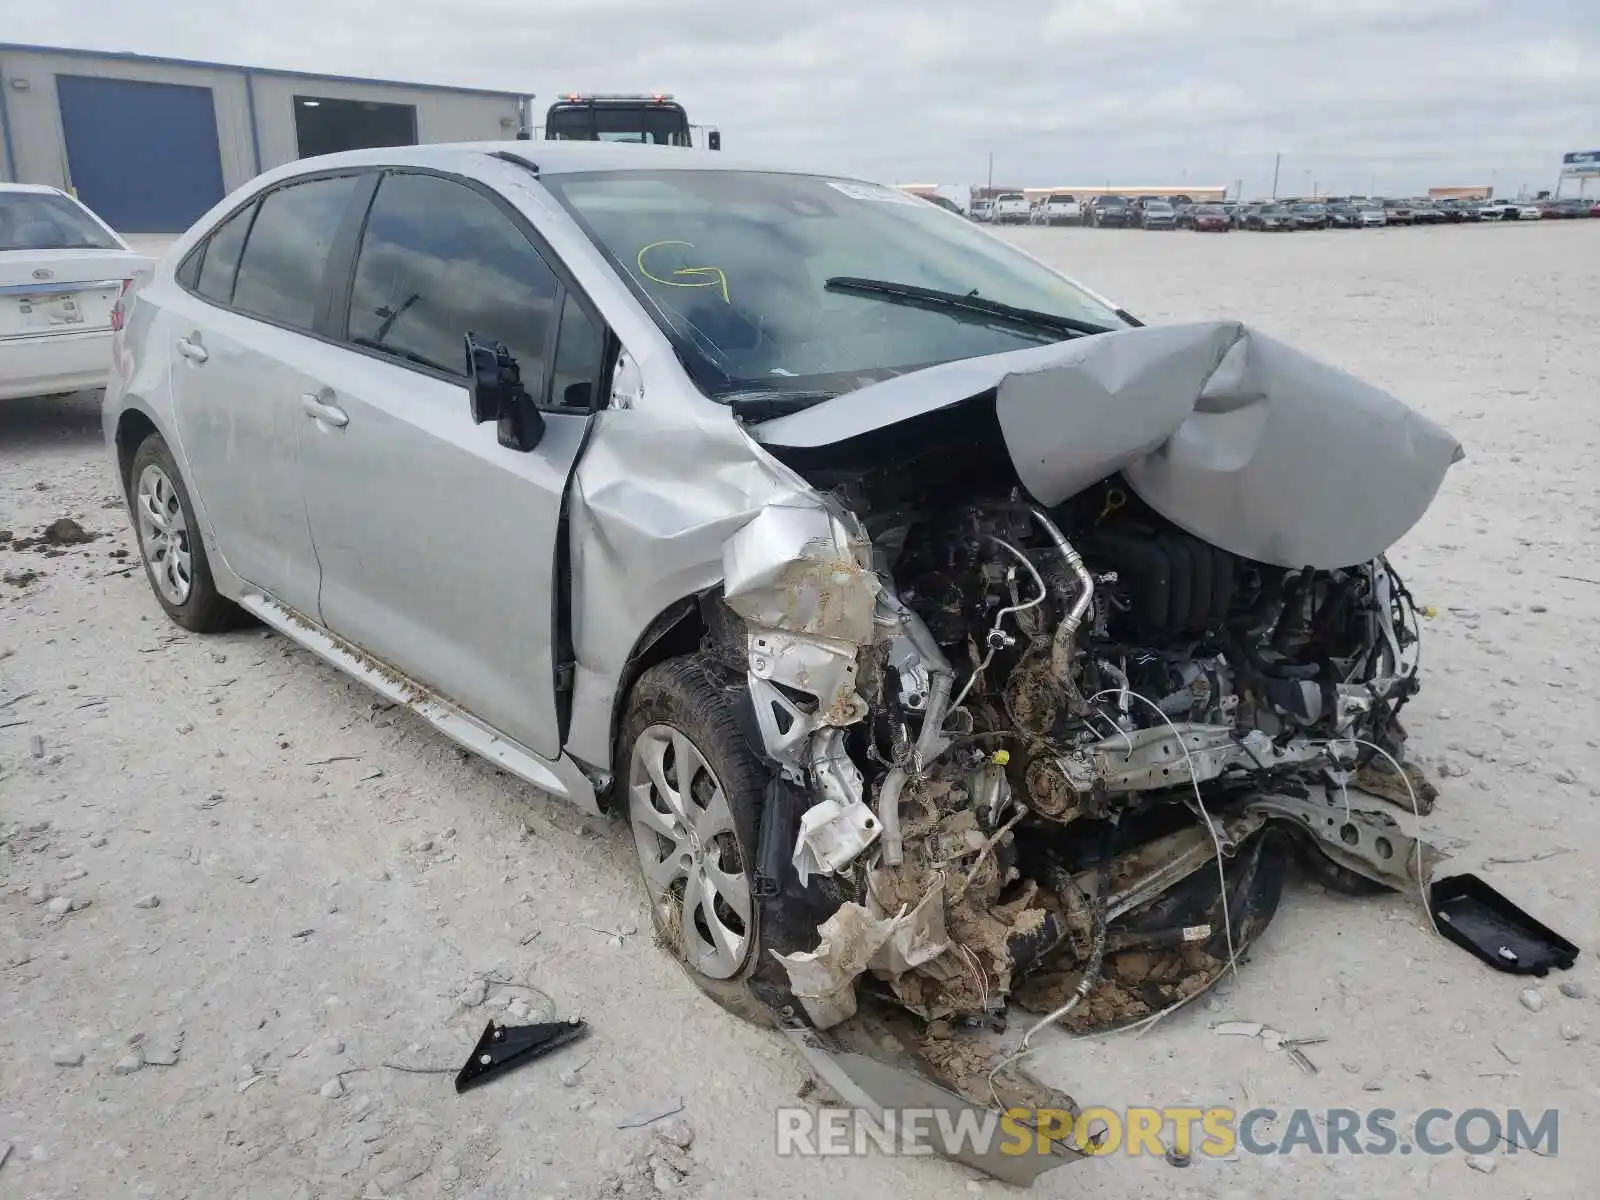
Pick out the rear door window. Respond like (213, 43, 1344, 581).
(345, 171, 561, 382)
(193, 203, 256, 305)
(231, 175, 360, 331)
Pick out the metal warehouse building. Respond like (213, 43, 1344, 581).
(0, 43, 530, 232)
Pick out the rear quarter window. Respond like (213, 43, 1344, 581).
(231, 175, 360, 331)
(193, 202, 256, 305)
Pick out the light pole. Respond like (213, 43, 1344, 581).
(1271, 152, 1281, 199)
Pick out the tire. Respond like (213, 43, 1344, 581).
(617, 655, 777, 1025)
(128, 433, 246, 633)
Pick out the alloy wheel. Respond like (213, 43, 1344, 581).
(628, 723, 753, 980)
(134, 464, 193, 606)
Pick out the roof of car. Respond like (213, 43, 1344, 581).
(281, 140, 815, 179)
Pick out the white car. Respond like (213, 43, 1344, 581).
(1355, 203, 1387, 227)
(1515, 202, 1543, 221)
(1, 184, 151, 401)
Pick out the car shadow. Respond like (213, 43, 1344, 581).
(0, 390, 105, 453)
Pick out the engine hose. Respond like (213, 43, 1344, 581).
(1025, 506, 1096, 687)
(876, 767, 909, 868)
(876, 667, 955, 868)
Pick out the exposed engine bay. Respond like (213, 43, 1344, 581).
(718, 415, 1441, 1053)
(622, 319, 1468, 1178)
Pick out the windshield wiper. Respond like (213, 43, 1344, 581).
(725, 389, 838, 422)
(824, 277, 1114, 338)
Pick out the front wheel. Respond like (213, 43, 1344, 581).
(619, 657, 774, 1022)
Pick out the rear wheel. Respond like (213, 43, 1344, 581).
(129, 434, 244, 633)
(619, 656, 775, 1023)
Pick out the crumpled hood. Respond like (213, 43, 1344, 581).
(752, 320, 1464, 569)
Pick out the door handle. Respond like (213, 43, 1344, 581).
(301, 392, 349, 428)
(176, 337, 208, 364)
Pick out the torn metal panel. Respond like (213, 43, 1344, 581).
(748, 629, 867, 728)
(1245, 790, 1445, 894)
(773, 903, 895, 1028)
(722, 501, 880, 642)
(779, 1023, 1082, 1186)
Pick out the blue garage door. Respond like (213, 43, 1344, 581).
(56, 75, 226, 233)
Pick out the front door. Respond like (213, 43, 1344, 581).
(295, 169, 606, 758)
(166, 174, 363, 617)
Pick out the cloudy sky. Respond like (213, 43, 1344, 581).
(2, 0, 1594, 196)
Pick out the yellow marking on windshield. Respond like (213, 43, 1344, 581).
(636, 240, 731, 304)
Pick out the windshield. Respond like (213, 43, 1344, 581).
(1098, 196, 1128, 207)
(1291, 204, 1324, 213)
(1261, 205, 1288, 215)
(1145, 203, 1173, 214)
(545, 170, 1126, 402)
(1047, 195, 1075, 204)
(1195, 206, 1225, 215)
(546, 104, 691, 147)
(0, 191, 119, 252)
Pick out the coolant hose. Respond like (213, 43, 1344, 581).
(877, 767, 909, 868)
(1026, 506, 1096, 682)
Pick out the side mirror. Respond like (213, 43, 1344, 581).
(707, 130, 721, 152)
(464, 332, 545, 452)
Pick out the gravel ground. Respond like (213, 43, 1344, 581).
(3, 219, 1598, 1199)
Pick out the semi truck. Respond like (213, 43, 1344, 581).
(525, 94, 721, 150)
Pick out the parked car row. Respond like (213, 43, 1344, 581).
(972, 191, 1600, 231)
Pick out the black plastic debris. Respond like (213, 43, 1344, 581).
(454, 1019, 589, 1094)
(1429, 874, 1578, 976)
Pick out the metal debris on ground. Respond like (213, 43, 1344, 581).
(1209, 1022, 1324, 1072)
(616, 1099, 687, 1130)
(1210, 1021, 1264, 1038)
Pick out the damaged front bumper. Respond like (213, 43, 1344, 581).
(700, 318, 1459, 1184)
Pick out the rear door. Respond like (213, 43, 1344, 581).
(164, 172, 368, 618)
(294, 168, 607, 758)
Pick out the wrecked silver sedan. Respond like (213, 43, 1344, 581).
(106, 144, 1460, 1120)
